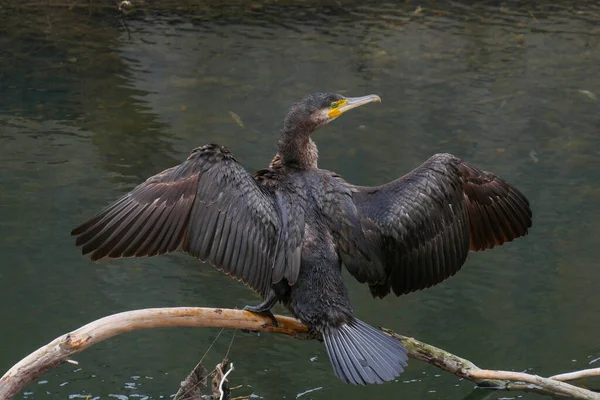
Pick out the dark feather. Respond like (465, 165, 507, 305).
(71, 144, 304, 297)
(349, 153, 532, 297)
(322, 318, 408, 385)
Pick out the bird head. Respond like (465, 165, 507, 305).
(283, 92, 382, 135)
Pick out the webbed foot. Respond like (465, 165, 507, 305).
(243, 304, 279, 327)
(243, 290, 279, 327)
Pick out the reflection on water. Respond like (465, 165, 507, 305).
(1, 1, 599, 399)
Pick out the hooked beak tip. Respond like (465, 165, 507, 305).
(340, 94, 382, 113)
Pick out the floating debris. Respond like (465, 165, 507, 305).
(118, 0, 132, 13)
(530, 150, 539, 163)
(578, 90, 597, 101)
(167, 76, 199, 89)
(296, 387, 322, 398)
(228, 111, 245, 128)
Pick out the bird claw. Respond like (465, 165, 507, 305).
(243, 305, 279, 327)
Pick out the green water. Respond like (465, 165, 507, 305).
(1, 1, 599, 399)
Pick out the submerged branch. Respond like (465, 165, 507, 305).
(0, 307, 598, 400)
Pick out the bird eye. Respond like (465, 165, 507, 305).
(331, 101, 339, 109)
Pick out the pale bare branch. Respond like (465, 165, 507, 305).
(470, 370, 597, 399)
(551, 368, 600, 382)
(0, 307, 310, 400)
(1, 307, 598, 400)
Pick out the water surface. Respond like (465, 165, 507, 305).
(1, 1, 599, 399)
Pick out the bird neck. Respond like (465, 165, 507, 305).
(277, 128, 319, 169)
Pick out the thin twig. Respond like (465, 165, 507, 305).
(551, 368, 600, 382)
(219, 362, 234, 400)
(470, 370, 597, 399)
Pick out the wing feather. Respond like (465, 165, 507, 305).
(72, 144, 300, 297)
(350, 153, 532, 297)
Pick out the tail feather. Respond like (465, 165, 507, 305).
(344, 322, 398, 379)
(322, 318, 408, 385)
(329, 330, 370, 384)
(323, 335, 346, 381)
(338, 328, 380, 383)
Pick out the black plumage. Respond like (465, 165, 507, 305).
(72, 92, 532, 385)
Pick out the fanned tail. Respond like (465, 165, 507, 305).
(322, 318, 408, 385)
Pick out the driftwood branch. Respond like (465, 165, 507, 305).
(551, 369, 600, 382)
(382, 329, 600, 399)
(1, 307, 598, 400)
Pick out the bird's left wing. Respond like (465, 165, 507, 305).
(348, 153, 532, 298)
(71, 144, 299, 296)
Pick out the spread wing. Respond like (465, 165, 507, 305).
(71, 144, 302, 296)
(349, 153, 532, 298)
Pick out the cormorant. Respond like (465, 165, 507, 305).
(71, 93, 532, 386)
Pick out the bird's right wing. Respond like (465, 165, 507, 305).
(71, 144, 303, 296)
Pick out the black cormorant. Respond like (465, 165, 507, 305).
(71, 93, 532, 386)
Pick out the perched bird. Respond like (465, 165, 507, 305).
(72, 93, 532, 385)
